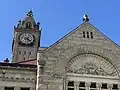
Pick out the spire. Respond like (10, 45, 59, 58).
(83, 15, 89, 22)
(15, 10, 40, 30)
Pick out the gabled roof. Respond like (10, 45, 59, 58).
(14, 10, 40, 31)
(44, 21, 120, 52)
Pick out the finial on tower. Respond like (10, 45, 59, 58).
(83, 14, 89, 22)
(27, 10, 33, 17)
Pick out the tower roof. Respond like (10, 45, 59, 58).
(15, 10, 40, 30)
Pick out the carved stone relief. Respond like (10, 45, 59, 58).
(66, 54, 118, 76)
(74, 63, 109, 76)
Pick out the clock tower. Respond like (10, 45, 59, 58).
(12, 10, 41, 63)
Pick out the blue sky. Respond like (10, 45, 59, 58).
(0, 0, 120, 61)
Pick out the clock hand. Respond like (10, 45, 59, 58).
(24, 37, 30, 42)
(26, 37, 31, 42)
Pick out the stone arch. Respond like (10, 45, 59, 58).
(21, 78, 25, 80)
(65, 53, 118, 76)
(26, 22, 32, 28)
(10, 77, 14, 80)
(5, 77, 9, 79)
(26, 78, 30, 81)
(22, 17, 35, 29)
(31, 78, 36, 82)
(51, 44, 120, 77)
(15, 77, 20, 80)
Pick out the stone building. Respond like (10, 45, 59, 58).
(0, 11, 120, 90)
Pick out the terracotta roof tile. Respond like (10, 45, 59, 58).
(17, 59, 37, 65)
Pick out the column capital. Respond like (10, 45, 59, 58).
(107, 83, 113, 89)
(118, 84, 120, 89)
(74, 81, 80, 86)
(85, 82, 91, 87)
(96, 83, 102, 88)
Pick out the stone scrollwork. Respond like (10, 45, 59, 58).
(74, 63, 108, 76)
(66, 54, 118, 76)
(69, 62, 117, 76)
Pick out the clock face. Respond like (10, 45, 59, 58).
(19, 33, 34, 45)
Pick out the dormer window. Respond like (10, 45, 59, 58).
(26, 22, 31, 29)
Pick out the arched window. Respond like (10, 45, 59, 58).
(26, 22, 31, 29)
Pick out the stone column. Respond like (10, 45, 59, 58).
(63, 78, 66, 90)
(107, 83, 113, 90)
(66, 80, 68, 90)
(85, 82, 91, 90)
(96, 83, 102, 90)
(118, 84, 120, 90)
(74, 81, 79, 90)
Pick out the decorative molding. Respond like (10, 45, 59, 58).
(66, 54, 118, 76)
(74, 63, 109, 76)
(0, 76, 36, 83)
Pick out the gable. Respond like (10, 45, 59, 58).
(42, 21, 120, 77)
(45, 22, 119, 52)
